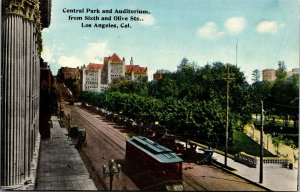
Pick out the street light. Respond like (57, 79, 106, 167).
(66, 114, 72, 138)
(102, 159, 121, 191)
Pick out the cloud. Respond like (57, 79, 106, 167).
(41, 44, 61, 62)
(197, 22, 225, 39)
(58, 56, 83, 68)
(83, 41, 109, 63)
(41, 48, 54, 62)
(256, 20, 279, 34)
(225, 17, 246, 34)
(55, 41, 110, 68)
(139, 15, 155, 26)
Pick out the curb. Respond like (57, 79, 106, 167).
(212, 162, 272, 191)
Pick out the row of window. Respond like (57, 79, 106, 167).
(85, 81, 98, 85)
(85, 85, 98, 89)
(86, 78, 98, 81)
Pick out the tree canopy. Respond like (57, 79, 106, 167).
(80, 58, 299, 148)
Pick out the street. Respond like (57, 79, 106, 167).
(63, 102, 266, 191)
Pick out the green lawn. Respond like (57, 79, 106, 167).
(217, 131, 276, 157)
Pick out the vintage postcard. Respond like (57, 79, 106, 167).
(1, 0, 299, 191)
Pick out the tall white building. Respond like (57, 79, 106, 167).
(82, 64, 106, 92)
(82, 53, 148, 93)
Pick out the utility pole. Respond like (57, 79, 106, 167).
(260, 101, 264, 183)
(235, 38, 238, 67)
(224, 65, 234, 166)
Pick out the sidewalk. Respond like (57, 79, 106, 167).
(212, 152, 298, 191)
(35, 116, 97, 190)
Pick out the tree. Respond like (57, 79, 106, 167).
(80, 60, 256, 150)
(177, 58, 199, 72)
(276, 61, 287, 80)
(108, 77, 149, 96)
(272, 134, 284, 156)
(249, 81, 273, 120)
(252, 69, 261, 83)
(177, 58, 189, 71)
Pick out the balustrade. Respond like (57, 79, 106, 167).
(235, 152, 291, 168)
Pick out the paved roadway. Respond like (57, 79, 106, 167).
(63, 103, 267, 191)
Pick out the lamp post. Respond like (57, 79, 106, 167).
(67, 114, 72, 138)
(102, 159, 121, 191)
(59, 91, 62, 121)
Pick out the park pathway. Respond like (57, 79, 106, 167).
(244, 124, 298, 168)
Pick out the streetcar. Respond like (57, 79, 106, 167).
(126, 136, 184, 190)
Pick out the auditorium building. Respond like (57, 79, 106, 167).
(82, 53, 148, 92)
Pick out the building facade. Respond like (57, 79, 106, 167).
(263, 67, 300, 81)
(40, 60, 56, 139)
(57, 67, 80, 82)
(82, 53, 148, 92)
(125, 57, 148, 80)
(262, 69, 277, 81)
(1, 0, 51, 187)
(291, 68, 300, 76)
(82, 63, 107, 92)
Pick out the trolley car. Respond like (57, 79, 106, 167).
(126, 136, 184, 190)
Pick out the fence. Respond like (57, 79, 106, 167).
(235, 152, 292, 168)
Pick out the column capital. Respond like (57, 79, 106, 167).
(3, 0, 43, 55)
(3, 0, 40, 21)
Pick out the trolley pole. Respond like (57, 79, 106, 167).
(259, 101, 264, 183)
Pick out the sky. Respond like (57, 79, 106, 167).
(42, 0, 299, 83)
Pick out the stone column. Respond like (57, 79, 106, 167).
(1, 0, 50, 187)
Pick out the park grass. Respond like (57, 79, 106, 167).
(217, 131, 276, 157)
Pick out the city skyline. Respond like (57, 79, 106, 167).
(42, 0, 299, 83)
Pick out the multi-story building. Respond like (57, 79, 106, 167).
(82, 63, 107, 92)
(1, 0, 52, 187)
(57, 67, 80, 82)
(40, 60, 55, 139)
(105, 53, 126, 84)
(262, 69, 277, 81)
(263, 67, 300, 81)
(82, 53, 148, 92)
(125, 57, 148, 80)
(291, 68, 300, 76)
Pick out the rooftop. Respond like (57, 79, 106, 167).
(86, 63, 104, 70)
(126, 65, 147, 73)
(127, 136, 183, 163)
(104, 53, 122, 63)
